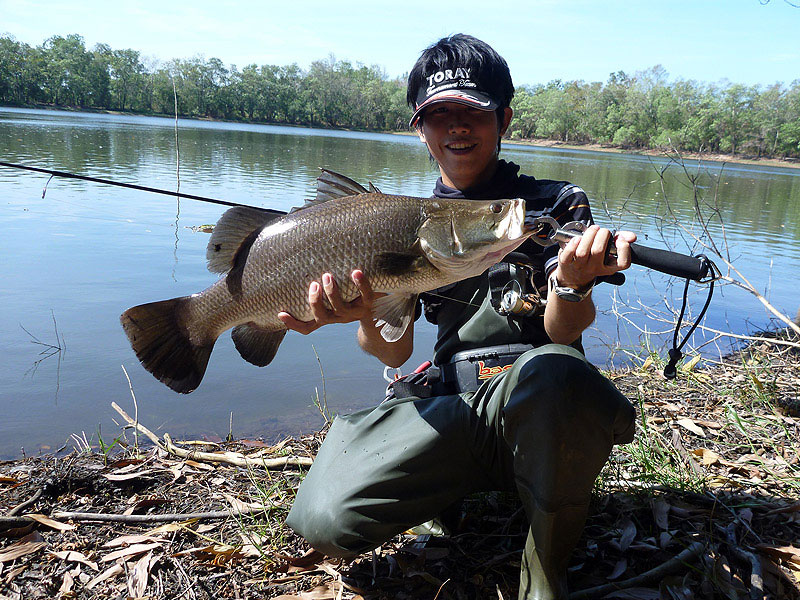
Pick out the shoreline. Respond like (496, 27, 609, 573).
(5, 103, 800, 171)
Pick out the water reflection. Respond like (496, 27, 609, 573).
(1, 107, 799, 459)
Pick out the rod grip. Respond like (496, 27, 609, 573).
(629, 243, 709, 281)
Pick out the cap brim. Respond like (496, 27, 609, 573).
(409, 90, 498, 127)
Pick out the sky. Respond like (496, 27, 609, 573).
(1, 0, 799, 87)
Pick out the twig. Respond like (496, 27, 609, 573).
(433, 578, 451, 600)
(121, 366, 140, 452)
(569, 541, 704, 599)
(111, 402, 165, 451)
(111, 402, 312, 469)
(7, 487, 43, 516)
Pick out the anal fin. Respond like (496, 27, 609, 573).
(231, 323, 287, 367)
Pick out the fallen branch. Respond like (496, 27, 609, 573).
(1, 505, 271, 527)
(569, 541, 705, 600)
(111, 402, 313, 469)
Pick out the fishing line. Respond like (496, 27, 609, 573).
(172, 77, 182, 282)
(423, 291, 482, 309)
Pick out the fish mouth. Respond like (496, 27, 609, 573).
(485, 239, 527, 263)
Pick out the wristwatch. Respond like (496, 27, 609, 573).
(548, 273, 595, 302)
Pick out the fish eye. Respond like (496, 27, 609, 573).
(490, 202, 504, 214)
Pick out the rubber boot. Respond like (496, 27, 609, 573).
(496, 346, 635, 600)
(518, 504, 590, 600)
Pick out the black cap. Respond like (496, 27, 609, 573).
(409, 65, 500, 127)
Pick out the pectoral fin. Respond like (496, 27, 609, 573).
(372, 293, 418, 342)
(374, 250, 427, 277)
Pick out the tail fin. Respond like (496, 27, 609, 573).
(120, 297, 214, 394)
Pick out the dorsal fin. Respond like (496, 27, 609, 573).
(368, 181, 382, 193)
(206, 206, 280, 274)
(315, 168, 369, 202)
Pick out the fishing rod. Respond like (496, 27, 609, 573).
(0, 161, 287, 216)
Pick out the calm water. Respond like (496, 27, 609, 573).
(2, 107, 799, 459)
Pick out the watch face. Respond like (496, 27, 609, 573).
(555, 288, 584, 302)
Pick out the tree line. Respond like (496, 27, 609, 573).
(1, 34, 799, 159)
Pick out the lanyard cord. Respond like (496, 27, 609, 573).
(663, 255, 717, 379)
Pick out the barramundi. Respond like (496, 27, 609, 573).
(121, 170, 532, 393)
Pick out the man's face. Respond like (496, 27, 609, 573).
(416, 102, 513, 190)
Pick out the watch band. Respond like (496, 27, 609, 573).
(548, 273, 595, 302)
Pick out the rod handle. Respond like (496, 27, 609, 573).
(629, 242, 709, 281)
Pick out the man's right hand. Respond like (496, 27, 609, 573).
(278, 270, 381, 335)
(279, 270, 414, 368)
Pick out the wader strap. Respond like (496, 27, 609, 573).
(488, 262, 513, 312)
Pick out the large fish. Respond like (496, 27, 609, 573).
(121, 170, 532, 393)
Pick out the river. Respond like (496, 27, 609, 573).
(1, 107, 799, 459)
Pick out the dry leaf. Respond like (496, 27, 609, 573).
(184, 460, 215, 471)
(651, 499, 670, 530)
(86, 563, 124, 590)
(174, 544, 246, 566)
(23, 513, 76, 531)
(691, 447, 720, 465)
(0, 532, 46, 563)
(619, 518, 637, 552)
(49, 550, 99, 571)
(101, 542, 162, 563)
(603, 587, 661, 598)
(148, 520, 199, 535)
(128, 550, 155, 597)
(103, 469, 157, 481)
(708, 475, 738, 488)
(676, 418, 706, 437)
(223, 492, 267, 513)
(607, 558, 628, 580)
(756, 544, 800, 566)
(682, 354, 702, 372)
(123, 497, 171, 515)
(103, 534, 165, 548)
(59, 570, 74, 595)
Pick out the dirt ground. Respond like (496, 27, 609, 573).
(504, 138, 800, 171)
(1, 333, 799, 600)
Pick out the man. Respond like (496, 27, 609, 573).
(282, 34, 637, 600)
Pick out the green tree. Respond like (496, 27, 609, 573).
(107, 48, 145, 111)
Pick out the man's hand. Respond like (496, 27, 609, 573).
(279, 270, 413, 367)
(278, 270, 382, 335)
(544, 226, 637, 346)
(555, 226, 637, 288)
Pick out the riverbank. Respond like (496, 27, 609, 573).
(2, 333, 799, 599)
(508, 138, 800, 171)
(6, 103, 800, 172)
